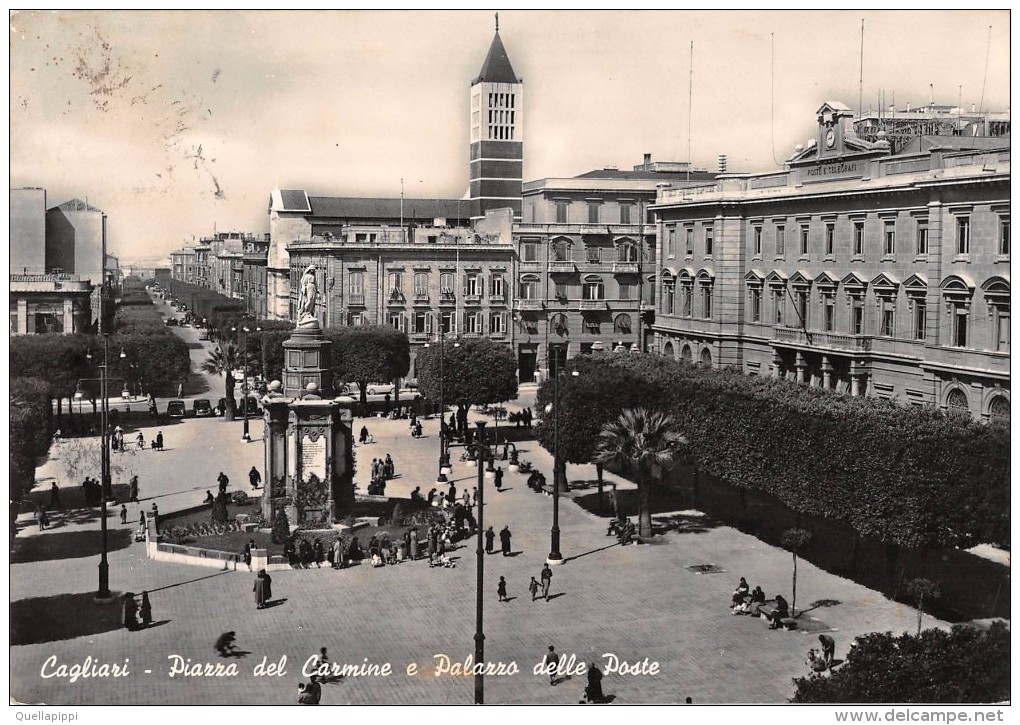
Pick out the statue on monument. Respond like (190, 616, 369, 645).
(297, 264, 318, 327)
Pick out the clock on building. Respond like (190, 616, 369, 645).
(825, 129, 836, 148)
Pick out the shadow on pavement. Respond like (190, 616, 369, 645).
(11, 591, 125, 645)
(11, 528, 133, 564)
(148, 571, 230, 594)
(562, 542, 619, 563)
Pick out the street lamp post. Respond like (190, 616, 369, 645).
(98, 335, 114, 600)
(236, 325, 254, 441)
(547, 369, 579, 565)
(427, 324, 452, 484)
(469, 420, 489, 704)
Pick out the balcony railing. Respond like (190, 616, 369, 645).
(348, 293, 365, 306)
(519, 260, 542, 270)
(439, 293, 457, 306)
(409, 332, 428, 343)
(773, 326, 873, 352)
(548, 261, 576, 273)
(612, 262, 640, 274)
(578, 299, 607, 311)
(463, 294, 482, 305)
(413, 294, 430, 305)
(387, 292, 406, 306)
(489, 331, 507, 339)
(514, 299, 544, 311)
(489, 295, 508, 306)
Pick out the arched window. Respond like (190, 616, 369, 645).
(613, 313, 632, 334)
(700, 348, 713, 367)
(519, 274, 540, 300)
(582, 275, 605, 300)
(550, 313, 569, 336)
(988, 395, 1010, 420)
(661, 271, 675, 314)
(681, 345, 692, 362)
(947, 388, 969, 412)
(662, 341, 675, 358)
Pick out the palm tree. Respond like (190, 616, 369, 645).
(201, 343, 242, 421)
(593, 408, 686, 539)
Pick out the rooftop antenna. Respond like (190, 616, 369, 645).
(978, 25, 991, 114)
(858, 19, 864, 120)
(686, 40, 693, 192)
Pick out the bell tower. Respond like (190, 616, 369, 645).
(469, 15, 523, 221)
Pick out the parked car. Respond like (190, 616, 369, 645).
(342, 382, 396, 396)
(239, 396, 261, 416)
(166, 400, 186, 419)
(193, 399, 214, 417)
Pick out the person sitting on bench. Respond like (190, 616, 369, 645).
(607, 515, 625, 537)
(617, 518, 636, 545)
(731, 577, 750, 607)
(768, 594, 790, 629)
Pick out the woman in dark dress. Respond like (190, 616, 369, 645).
(139, 591, 153, 626)
(123, 593, 138, 631)
(585, 662, 605, 703)
(313, 539, 325, 568)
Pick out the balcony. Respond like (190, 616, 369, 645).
(612, 262, 640, 274)
(413, 294, 431, 306)
(386, 292, 406, 306)
(463, 294, 482, 305)
(409, 332, 429, 343)
(548, 261, 576, 273)
(489, 331, 507, 340)
(773, 326, 873, 352)
(578, 299, 607, 311)
(519, 260, 542, 271)
(514, 299, 545, 311)
(438, 292, 456, 306)
(489, 295, 508, 306)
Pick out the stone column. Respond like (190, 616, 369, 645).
(63, 298, 74, 333)
(795, 352, 807, 384)
(772, 350, 783, 378)
(16, 298, 28, 335)
(821, 356, 833, 389)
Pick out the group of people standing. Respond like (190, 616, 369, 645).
(367, 454, 395, 495)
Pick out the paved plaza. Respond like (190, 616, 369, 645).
(11, 384, 941, 705)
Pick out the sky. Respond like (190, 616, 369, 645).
(9, 9, 1011, 266)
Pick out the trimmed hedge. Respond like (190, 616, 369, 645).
(541, 354, 1009, 549)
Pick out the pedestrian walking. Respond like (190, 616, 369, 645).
(819, 634, 836, 668)
(529, 576, 539, 601)
(48, 482, 61, 511)
(297, 683, 316, 705)
(123, 592, 138, 631)
(37, 506, 49, 531)
(215, 631, 238, 657)
(248, 466, 261, 490)
(155, 431, 164, 451)
(584, 661, 605, 703)
(494, 466, 504, 490)
(120, 504, 127, 525)
(485, 526, 495, 554)
(139, 591, 153, 627)
(217, 471, 229, 494)
(409, 527, 419, 560)
(129, 475, 139, 503)
(541, 563, 553, 600)
(544, 645, 559, 686)
(499, 525, 512, 556)
(497, 576, 508, 602)
(242, 541, 253, 571)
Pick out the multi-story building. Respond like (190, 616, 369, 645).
(511, 156, 716, 381)
(10, 273, 94, 335)
(170, 247, 197, 283)
(651, 102, 1010, 421)
(10, 188, 48, 274)
(241, 235, 270, 319)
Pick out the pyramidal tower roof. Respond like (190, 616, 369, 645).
(473, 17, 520, 85)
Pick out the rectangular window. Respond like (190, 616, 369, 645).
(552, 239, 569, 261)
(916, 222, 928, 256)
(995, 309, 1010, 352)
(795, 291, 808, 328)
(555, 201, 568, 224)
(800, 226, 809, 256)
(851, 300, 863, 335)
(441, 311, 454, 335)
(350, 311, 365, 326)
(853, 222, 865, 256)
(387, 311, 406, 331)
(440, 271, 455, 295)
(667, 227, 676, 257)
(490, 312, 506, 335)
(464, 273, 481, 297)
(914, 302, 926, 340)
(490, 273, 505, 299)
(880, 305, 895, 337)
(586, 245, 601, 263)
(957, 217, 970, 255)
(413, 311, 430, 334)
(825, 223, 835, 256)
(587, 202, 600, 224)
(775, 225, 785, 256)
(413, 271, 429, 297)
(387, 272, 402, 296)
(465, 312, 480, 334)
(685, 228, 694, 256)
(553, 280, 568, 300)
(702, 286, 713, 319)
(953, 306, 968, 347)
(1000, 219, 1010, 256)
(522, 242, 538, 262)
(350, 271, 364, 295)
(750, 289, 761, 322)
(681, 287, 692, 317)
(619, 203, 632, 225)
(824, 300, 834, 332)
(884, 222, 896, 256)
(753, 226, 762, 256)
(774, 290, 785, 325)
(705, 226, 714, 256)
(618, 281, 635, 300)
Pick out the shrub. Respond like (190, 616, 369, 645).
(231, 491, 251, 506)
(271, 507, 291, 544)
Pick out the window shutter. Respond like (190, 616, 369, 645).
(462, 275, 469, 295)
(450, 312, 457, 334)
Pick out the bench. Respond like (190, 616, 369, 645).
(756, 602, 797, 630)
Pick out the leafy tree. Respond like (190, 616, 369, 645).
(593, 408, 687, 538)
(251, 327, 293, 383)
(781, 528, 813, 617)
(201, 343, 242, 420)
(329, 326, 411, 409)
(792, 623, 1010, 703)
(905, 578, 941, 636)
(415, 337, 517, 420)
(10, 334, 93, 414)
